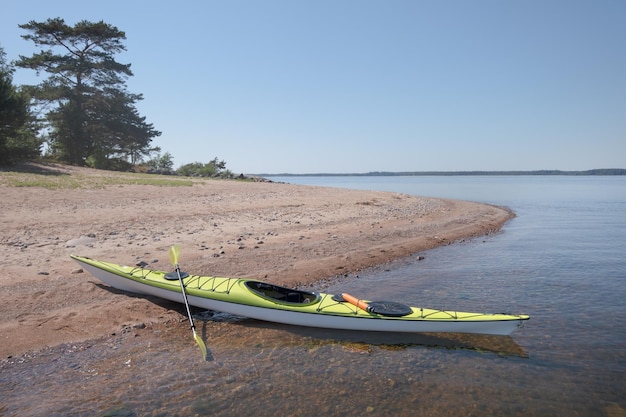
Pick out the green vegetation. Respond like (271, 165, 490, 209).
(15, 18, 160, 167)
(1, 20, 243, 178)
(0, 167, 194, 189)
(0, 46, 41, 165)
(145, 152, 175, 174)
(177, 157, 235, 178)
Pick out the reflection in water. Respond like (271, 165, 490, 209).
(232, 317, 529, 358)
(2, 312, 532, 417)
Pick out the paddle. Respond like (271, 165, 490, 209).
(169, 245, 207, 360)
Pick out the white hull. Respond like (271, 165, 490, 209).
(77, 260, 526, 336)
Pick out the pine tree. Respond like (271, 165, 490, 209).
(0, 45, 40, 165)
(17, 18, 160, 167)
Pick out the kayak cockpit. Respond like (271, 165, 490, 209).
(245, 281, 320, 306)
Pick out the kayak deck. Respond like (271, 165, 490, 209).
(72, 255, 530, 335)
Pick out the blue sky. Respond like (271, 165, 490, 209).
(2, 1, 625, 174)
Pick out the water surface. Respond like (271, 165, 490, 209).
(2, 176, 625, 416)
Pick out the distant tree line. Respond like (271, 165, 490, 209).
(368, 169, 626, 176)
(266, 169, 626, 177)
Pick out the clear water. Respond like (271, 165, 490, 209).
(2, 176, 625, 417)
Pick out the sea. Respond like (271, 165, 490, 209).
(1, 175, 625, 417)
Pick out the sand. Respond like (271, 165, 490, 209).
(0, 164, 513, 358)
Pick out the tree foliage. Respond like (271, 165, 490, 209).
(16, 18, 160, 167)
(177, 158, 230, 177)
(146, 152, 174, 173)
(0, 46, 40, 165)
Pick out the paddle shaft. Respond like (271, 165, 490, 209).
(175, 263, 198, 334)
(169, 245, 207, 360)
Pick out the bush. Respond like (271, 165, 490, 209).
(145, 152, 174, 174)
(177, 158, 227, 177)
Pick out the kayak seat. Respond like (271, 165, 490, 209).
(286, 292, 302, 303)
(245, 281, 320, 305)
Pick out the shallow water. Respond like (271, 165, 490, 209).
(1, 318, 531, 417)
(2, 176, 625, 416)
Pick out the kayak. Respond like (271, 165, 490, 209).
(71, 255, 529, 336)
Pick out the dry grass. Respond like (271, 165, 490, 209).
(0, 162, 196, 189)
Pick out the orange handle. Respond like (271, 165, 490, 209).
(341, 293, 371, 312)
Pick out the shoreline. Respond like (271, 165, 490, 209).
(0, 165, 513, 358)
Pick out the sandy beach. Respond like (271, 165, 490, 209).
(0, 164, 513, 358)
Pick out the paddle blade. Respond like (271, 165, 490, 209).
(169, 245, 180, 266)
(193, 330, 208, 361)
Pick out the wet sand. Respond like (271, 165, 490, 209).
(0, 164, 513, 358)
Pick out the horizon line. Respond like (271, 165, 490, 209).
(255, 168, 626, 177)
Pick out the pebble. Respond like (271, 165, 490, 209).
(65, 235, 97, 248)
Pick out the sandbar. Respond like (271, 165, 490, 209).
(0, 164, 513, 358)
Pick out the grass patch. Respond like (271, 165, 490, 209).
(0, 170, 195, 189)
